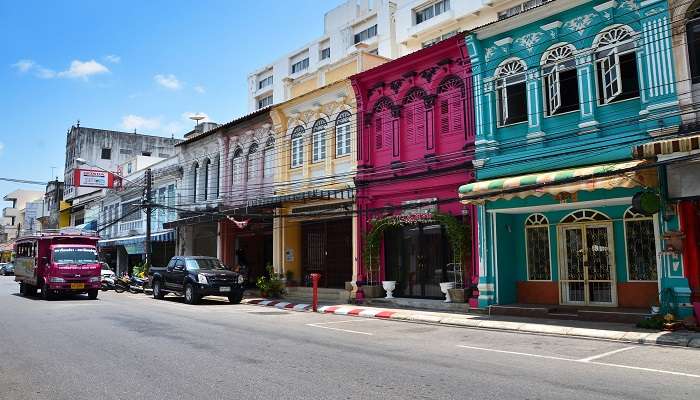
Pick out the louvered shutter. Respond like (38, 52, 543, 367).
(414, 102, 425, 145)
(450, 93, 464, 134)
(383, 117, 393, 150)
(375, 117, 382, 149)
(440, 99, 450, 135)
(405, 105, 415, 145)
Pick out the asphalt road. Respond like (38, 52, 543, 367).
(0, 276, 698, 400)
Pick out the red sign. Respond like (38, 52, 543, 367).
(73, 169, 119, 188)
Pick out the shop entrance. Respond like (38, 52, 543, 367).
(384, 223, 452, 299)
(558, 219, 617, 306)
(302, 219, 352, 288)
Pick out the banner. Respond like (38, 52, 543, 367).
(73, 168, 117, 188)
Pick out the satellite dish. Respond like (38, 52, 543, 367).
(189, 114, 206, 125)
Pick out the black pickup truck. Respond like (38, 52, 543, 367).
(150, 256, 245, 305)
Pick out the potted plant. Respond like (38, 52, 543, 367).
(256, 265, 286, 299)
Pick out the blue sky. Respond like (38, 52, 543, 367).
(0, 0, 343, 197)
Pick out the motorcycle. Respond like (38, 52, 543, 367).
(101, 276, 115, 291)
(128, 275, 148, 294)
(114, 275, 131, 293)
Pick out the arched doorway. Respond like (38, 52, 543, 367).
(557, 210, 617, 306)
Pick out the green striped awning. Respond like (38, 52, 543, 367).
(459, 160, 654, 204)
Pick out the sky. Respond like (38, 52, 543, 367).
(0, 0, 344, 198)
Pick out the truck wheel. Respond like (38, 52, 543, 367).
(87, 289, 98, 300)
(184, 283, 199, 305)
(41, 281, 54, 301)
(228, 292, 243, 304)
(19, 282, 26, 296)
(153, 280, 165, 300)
(27, 285, 37, 297)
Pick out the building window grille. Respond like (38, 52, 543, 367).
(258, 76, 273, 89)
(415, 0, 450, 24)
(354, 25, 378, 44)
(291, 58, 310, 74)
(258, 95, 273, 110)
(525, 214, 551, 280)
(624, 208, 658, 281)
(594, 26, 639, 104)
(290, 126, 305, 168)
(495, 59, 528, 126)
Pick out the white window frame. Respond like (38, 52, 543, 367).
(231, 148, 244, 186)
(257, 95, 273, 110)
(290, 127, 304, 168)
(623, 208, 658, 282)
(263, 136, 275, 178)
(415, 0, 450, 25)
(494, 59, 527, 127)
(320, 47, 330, 60)
(594, 26, 636, 105)
(291, 58, 309, 74)
(247, 143, 259, 181)
(258, 76, 273, 90)
(525, 214, 552, 281)
(311, 119, 327, 163)
(335, 112, 352, 157)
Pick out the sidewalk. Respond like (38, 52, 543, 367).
(241, 298, 700, 348)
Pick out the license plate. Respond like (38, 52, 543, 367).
(219, 286, 231, 292)
(70, 283, 85, 289)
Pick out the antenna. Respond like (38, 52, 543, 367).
(189, 114, 206, 128)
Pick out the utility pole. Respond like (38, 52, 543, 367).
(144, 168, 152, 266)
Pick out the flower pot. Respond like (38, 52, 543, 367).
(382, 281, 396, 299)
(439, 282, 455, 302)
(447, 288, 466, 303)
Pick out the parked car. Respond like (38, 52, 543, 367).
(1, 262, 14, 276)
(150, 256, 245, 305)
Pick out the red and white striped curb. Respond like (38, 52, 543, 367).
(242, 299, 397, 318)
(243, 298, 312, 311)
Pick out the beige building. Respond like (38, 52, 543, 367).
(1, 189, 44, 242)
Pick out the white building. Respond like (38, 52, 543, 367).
(247, 0, 398, 112)
(1, 189, 44, 242)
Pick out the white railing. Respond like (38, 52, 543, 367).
(119, 220, 143, 234)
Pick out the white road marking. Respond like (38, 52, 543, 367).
(306, 321, 374, 335)
(578, 346, 636, 362)
(457, 345, 700, 379)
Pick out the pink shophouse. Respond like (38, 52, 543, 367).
(351, 35, 478, 305)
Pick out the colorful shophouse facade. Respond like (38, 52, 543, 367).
(460, 0, 692, 316)
(351, 35, 478, 303)
(266, 49, 388, 295)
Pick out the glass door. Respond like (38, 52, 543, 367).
(558, 223, 616, 306)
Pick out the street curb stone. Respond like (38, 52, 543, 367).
(242, 298, 700, 348)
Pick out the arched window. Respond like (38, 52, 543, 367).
(247, 142, 259, 181)
(594, 25, 639, 104)
(335, 111, 352, 157)
(231, 147, 243, 186)
(263, 135, 275, 178)
(687, 1, 700, 83)
(495, 59, 527, 126)
(525, 214, 551, 280)
(437, 76, 466, 136)
(542, 44, 579, 116)
(202, 158, 210, 201)
(290, 126, 304, 168)
(624, 208, 657, 281)
(373, 97, 394, 150)
(560, 209, 611, 223)
(403, 88, 426, 145)
(191, 162, 199, 202)
(311, 119, 327, 162)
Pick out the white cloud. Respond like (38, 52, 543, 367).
(12, 59, 35, 73)
(154, 74, 181, 90)
(11, 59, 56, 78)
(120, 115, 161, 132)
(104, 54, 121, 63)
(57, 60, 109, 79)
(193, 85, 205, 94)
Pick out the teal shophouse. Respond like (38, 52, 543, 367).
(459, 0, 693, 318)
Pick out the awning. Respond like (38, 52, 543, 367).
(633, 133, 700, 159)
(247, 187, 355, 208)
(459, 160, 655, 204)
(98, 229, 175, 247)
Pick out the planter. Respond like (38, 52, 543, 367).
(382, 281, 396, 299)
(447, 288, 466, 303)
(361, 285, 384, 298)
(439, 282, 455, 302)
(663, 322, 683, 331)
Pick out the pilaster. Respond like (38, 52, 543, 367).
(575, 49, 599, 134)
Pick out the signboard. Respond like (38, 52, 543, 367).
(73, 169, 119, 189)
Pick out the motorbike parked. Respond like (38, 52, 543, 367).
(114, 275, 131, 293)
(129, 275, 148, 294)
(101, 276, 115, 291)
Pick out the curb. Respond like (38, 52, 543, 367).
(241, 298, 700, 348)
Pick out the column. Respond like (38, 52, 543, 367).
(575, 49, 599, 133)
(424, 94, 437, 155)
(525, 69, 545, 146)
(217, 136, 229, 201)
(476, 205, 496, 308)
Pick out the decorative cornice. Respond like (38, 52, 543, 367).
(390, 79, 404, 94)
(419, 66, 439, 83)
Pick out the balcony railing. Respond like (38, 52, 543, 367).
(119, 219, 143, 234)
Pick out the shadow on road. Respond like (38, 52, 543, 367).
(11, 293, 99, 302)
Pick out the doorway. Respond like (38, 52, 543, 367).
(558, 222, 617, 306)
(384, 223, 452, 299)
(302, 219, 352, 288)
